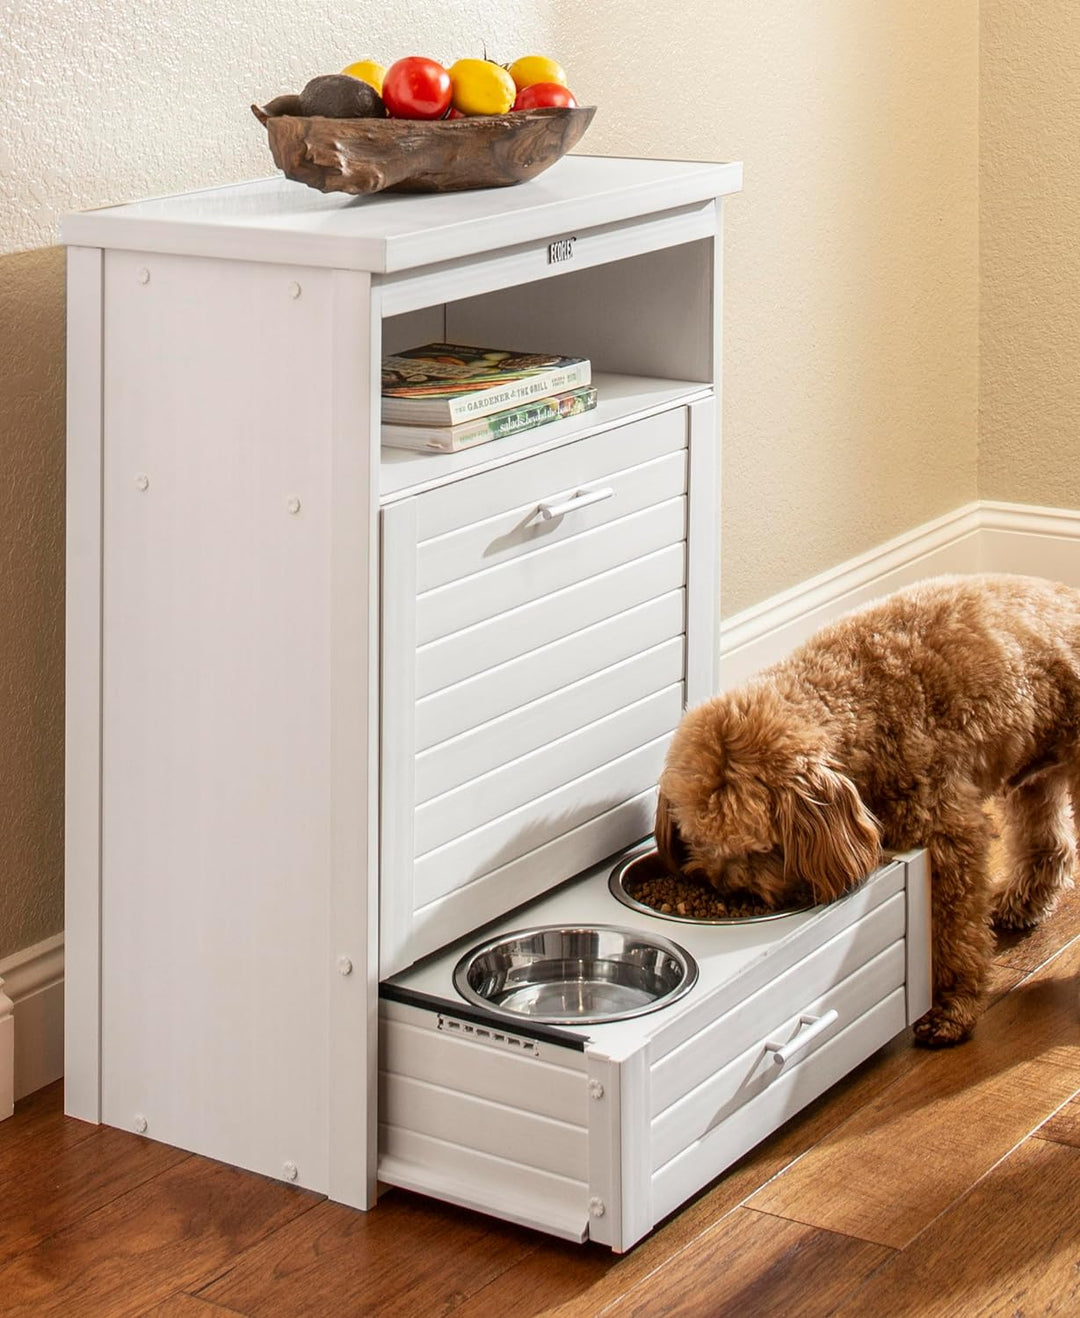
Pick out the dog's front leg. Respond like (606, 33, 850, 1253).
(913, 801, 994, 1048)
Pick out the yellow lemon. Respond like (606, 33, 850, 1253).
(448, 58, 516, 115)
(507, 54, 567, 91)
(341, 59, 386, 94)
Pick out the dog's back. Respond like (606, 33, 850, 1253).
(772, 573, 1080, 799)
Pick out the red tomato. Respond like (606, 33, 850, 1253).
(513, 82, 577, 111)
(382, 56, 452, 119)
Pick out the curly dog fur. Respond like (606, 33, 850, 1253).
(656, 575, 1080, 1047)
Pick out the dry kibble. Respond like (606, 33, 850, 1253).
(623, 852, 803, 921)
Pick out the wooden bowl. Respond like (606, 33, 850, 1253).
(251, 102, 596, 196)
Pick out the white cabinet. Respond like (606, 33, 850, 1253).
(60, 157, 932, 1253)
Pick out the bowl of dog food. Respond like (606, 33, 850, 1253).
(453, 924, 698, 1025)
(609, 842, 814, 925)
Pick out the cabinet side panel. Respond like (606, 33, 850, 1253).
(329, 269, 380, 1208)
(65, 246, 104, 1122)
(100, 252, 334, 1187)
(900, 848, 934, 1023)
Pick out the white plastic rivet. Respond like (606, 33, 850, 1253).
(337, 955, 353, 976)
(136, 267, 150, 285)
(288, 281, 302, 299)
(589, 1197, 606, 1218)
(283, 1161, 299, 1181)
(588, 1079, 605, 1100)
(133, 1114, 148, 1133)
(135, 474, 150, 492)
(286, 496, 301, 515)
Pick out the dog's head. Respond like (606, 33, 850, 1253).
(655, 686, 881, 908)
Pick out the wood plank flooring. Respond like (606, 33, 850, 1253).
(3, 880, 1079, 1316)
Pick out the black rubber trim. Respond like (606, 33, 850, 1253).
(379, 982, 588, 1051)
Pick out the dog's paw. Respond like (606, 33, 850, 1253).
(990, 892, 1052, 932)
(991, 906, 1042, 933)
(913, 1004, 975, 1048)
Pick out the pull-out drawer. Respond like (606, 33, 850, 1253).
(379, 849, 932, 1252)
(380, 408, 693, 976)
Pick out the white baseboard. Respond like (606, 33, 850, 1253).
(0, 981, 12, 1120)
(718, 503, 985, 686)
(979, 501, 1080, 585)
(3, 500, 1078, 1111)
(0, 933, 64, 1113)
(719, 499, 1080, 686)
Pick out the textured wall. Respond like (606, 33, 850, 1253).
(980, 0, 1080, 506)
(0, 248, 66, 960)
(1, 1, 979, 960)
(1, 0, 561, 253)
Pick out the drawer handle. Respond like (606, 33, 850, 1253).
(538, 486, 615, 521)
(763, 1009, 839, 1069)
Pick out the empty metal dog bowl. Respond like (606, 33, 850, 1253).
(453, 924, 698, 1025)
(609, 844, 813, 925)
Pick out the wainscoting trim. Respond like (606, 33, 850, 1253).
(0, 933, 65, 1111)
(0, 977, 12, 1119)
(719, 502, 986, 686)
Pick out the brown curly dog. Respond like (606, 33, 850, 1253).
(656, 574, 1080, 1047)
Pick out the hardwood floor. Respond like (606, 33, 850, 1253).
(3, 893, 1079, 1317)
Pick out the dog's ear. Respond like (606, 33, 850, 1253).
(777, 765, 881, 902)
(654, 790, 691, 874)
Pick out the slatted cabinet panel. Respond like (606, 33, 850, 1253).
(380, 409, 692, 976)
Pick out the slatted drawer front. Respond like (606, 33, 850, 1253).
(416, 637, 685, 801)
(417, 497, 687, 644)
(381, 407, 692, 972)
(379, 1002, 591, 1243)
(413, 408, 686, 542)
(414, 736, 672, 908)
(418, 450, 688, 592)
(417, 593, 685, 752)
(649, 890, 906, 1115)
(650, 937, 906, 1172)
(416, 685, 683, 856)
(416, 544, 685, 698)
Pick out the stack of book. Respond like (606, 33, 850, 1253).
(380, 342, 596, 453)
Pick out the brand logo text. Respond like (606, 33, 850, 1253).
(548, 237, 577, 264)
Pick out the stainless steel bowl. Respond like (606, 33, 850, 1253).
(453, 924, 698, 1025)
(608, 843, 813, 925)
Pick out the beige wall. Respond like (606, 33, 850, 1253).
(562, 1, 980, 612)
(0, 3, 980, 959)
(980, 0, 1080, 506)
(0, 248, 66, 960)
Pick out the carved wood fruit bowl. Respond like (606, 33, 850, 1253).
(251, 103, 596, 196)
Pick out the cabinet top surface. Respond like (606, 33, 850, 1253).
(61, 154, 742, 274)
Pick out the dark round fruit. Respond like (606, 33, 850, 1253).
(298, 74, 386, 119)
